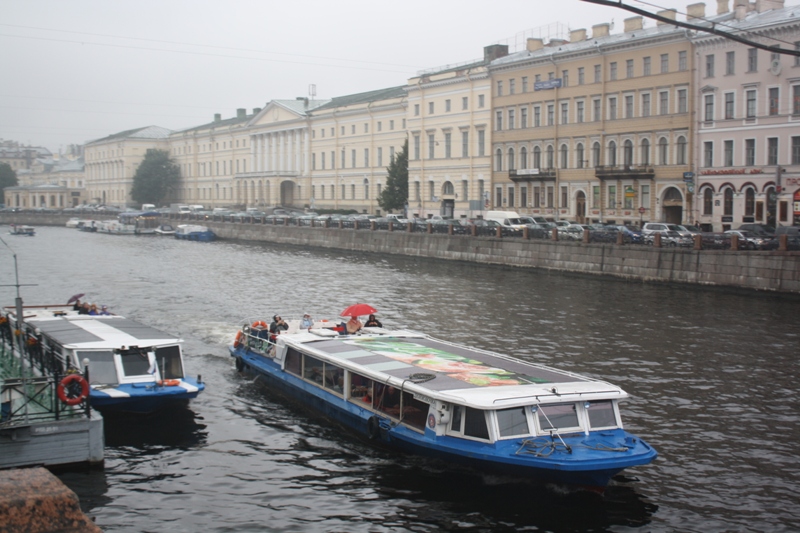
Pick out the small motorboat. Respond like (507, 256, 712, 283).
(154, 224, 176, 236)
(9, 224, 35, 236)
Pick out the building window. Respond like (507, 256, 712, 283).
(704, 141, 714, 167)
(533, 146, 541, 168)
(562, 70, 569, 87)
(576, 143, 584, 168)
(705, 54, 715, 77)
(659, 91, 669, 115)
(578, 67, 585, 85)
(522, 77, 528, 92)
(364, 148, 369, 167)
(609, 97, 617, 120)
(592, 142, 601, 167)
(495, 149, 503, 171)
(462, 131, 469, 158)
(593, 99, 601, 122)
(377, 147, 383, 167)
(792, 136, 800, 165)
(414, 104, 420, 116)
(678, 89, 688, 114)
(623, 139, 633, 166)
(444, 132, 451, 159)
(592, 185, 600, 208)
(768, 137, 778, 165)
(462, 97, 468, 110)
(746, 89, 757, 118)
(745, 187, 755, 216)
(677, 136, 687, 165)
(508, 148, 515, 170)
(679, 50, 687, 71)
(508, 109, 515, 130)
(641, 184, 650, 209)
(428, 134, 435, 159)
(560, 144, 568, 169)
(610, 62, 617, 80)
(478, 94, 485, 108)
(794, 85, 800, 115)
(626, 59, 634, 78)
(496, 111, 503, 131)
(769, 87, 779, 116)
(561, 102, 568, 124)
(704, 94, 715, 122)
(625, 95, 633, 118)
(748, 48, 758, 72)
(521, 107, 528, 128)
(724, 187, 734, 216)
(642, 93, 651, 117)
(577, 101, 584, 123)
(594, 64, 601, 83)
(445, 99, 451, 112)
(352, 149, 356, 168)
(546, 145, 554, 169)
(745, 139, 755, 166)
(660, 53, 669, 73)
(724, 140, 734, 167)
(478, 130, 485, 156)
(561, 186, 568, 208)
(608, 185, 616, 209)
(726, 51, 735, 75)
(413, 135, 420, 160)
(608, 141, 617, 166)
(643, 56, 651, 76)
(534, 106, 541, 127)
(497, 80, 503, 96)
(547, 104, 554, 126)
(659, 137, 669, 165)
(509, 79, 516, 95)
(725, 92, 735, 119)
(547, 186, 554, 208)
(641, 138, 650, 165)
(429, 102, 434, 115)
(520, 146, 528, 168)
(703, 188, 713, 215)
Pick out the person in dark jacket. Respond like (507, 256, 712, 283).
(364, 314, 382, 328)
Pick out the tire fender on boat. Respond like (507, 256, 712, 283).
(367, 416, 381, 440)
(57, 374, 90, 406)
(235, 357, 245, 372)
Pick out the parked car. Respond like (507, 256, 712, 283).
(641, 222, 684, 236)
(644, 230, 692, 247)
(467, 219, 522, 237)
(724, 230, 771, 250)
(676, 224, 702, 238)
(736, 223, 775, 237)
(557, 225, 588, 241)
(775, 225, 800, 237)
(429, 219, 468, 235)
(762, 235, 800, 251)
(526, 223, 555, 240)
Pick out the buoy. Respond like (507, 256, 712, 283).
(57, 374, 90, 406)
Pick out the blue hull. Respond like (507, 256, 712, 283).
(230, 345, 656, 490)
(90, 378, 205, 415)
(174, 232, 214, 242)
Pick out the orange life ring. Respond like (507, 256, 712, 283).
(57, 374, 90, 406)
(234, 330, 244, 348)
(157, 379, 181, 387)
(251, 320, 268, 329)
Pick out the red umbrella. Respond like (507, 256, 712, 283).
(67, 293, 85, 304)
(340, 303, 377, 317)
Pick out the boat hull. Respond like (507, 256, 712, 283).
(230, 345, 655, 490)
(90, 378, 204, 414)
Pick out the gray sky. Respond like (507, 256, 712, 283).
(2, 0, 795, 153)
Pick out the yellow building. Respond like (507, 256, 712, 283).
(490, 13, 694, 225)
(407, 46, 506, 219)
(84, 126, 171, 207)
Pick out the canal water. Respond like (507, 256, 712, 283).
(2, 227, 798, 532)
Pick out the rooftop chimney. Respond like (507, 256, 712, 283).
(592, 23, 610, 38)
(252, 107, 261, 115)
(296, 96, 309, 109)
(548, 38, 568, 47)
(214, 113, 221, 122)
(237, 108, 246, 118)
(484, 44, 509, 61)
(656, 9, 677, 25)
(757, 0, 784, 12)
(624, 16, 644, 32)
(526, 38, 544, 52)
(734, 0, 748, 19)
(687, 3, 706, 19)
(570, 28, 587, 42)
(717, 0, 730, 14)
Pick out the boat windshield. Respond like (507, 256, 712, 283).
(155, 345, 184, 379)
(586, 400, 617, 429)
(496, 406, 530, 438)
(537, 403, 580, 433)
(78, 350, 118, 385)
(119, 348, 151, 377)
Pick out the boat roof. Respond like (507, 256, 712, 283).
(8, 307, 182, 349)
(282, 329, 625, 408)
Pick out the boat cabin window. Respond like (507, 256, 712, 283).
(450, 405, 491, 441)
(496, 406, 530, 438)
(400, 391, 428, 431)
(119, 348, 151, 377)
(349, 373, 374, 406)
(285, 348, 302, 375)
(155, 345, 183, 380)
(375, 384, 401, 417)
(304, 356, 325, 384)
(537, 403, 580, 433)
(586, 400, 618, 429)
(78, 350, 118, 385)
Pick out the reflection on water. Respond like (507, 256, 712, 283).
(1, 227, 799, 532)
(103, 405, 207, 449)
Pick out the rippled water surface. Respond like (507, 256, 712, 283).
(3, 227, 799, 532)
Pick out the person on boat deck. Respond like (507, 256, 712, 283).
(99, 305, 111, 315)
(300, 313, 314, 329)
(269, 315, 289, 340)
(72, 299, 82, 311)
(364, 314, 382, 328)
(346, 316, 363, 334)
(78, 302, 90, 315)
(88, 304, 100, 315)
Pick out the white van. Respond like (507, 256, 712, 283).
(484, 210, 527, 230)
(141, 203, 156, 212)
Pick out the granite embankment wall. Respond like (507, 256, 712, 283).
(5, 214, 799, 294)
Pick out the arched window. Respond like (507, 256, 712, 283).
(608, 141, 617, 167)
(546, 145, 554, 169)
(560, 144, 569, 169)
(363, 178, 369, 200)
(495, 148, 503, 171)
(443, 181, 455, 195)
(658, 137, 669, 165)
(508, 147, 515, 171)
(520, 147, 528, 169)
(723, 187, 734, 216)
(703, 187, 713, 215)
(676, 136, 687, 165)
(641, 138, 650, 166)
(533, 146, 541, 169)
(623, 139, 633, 167)
(592, 142, 601, 167)
(576, 143, 584, 168)
(744, 187, 755, 216)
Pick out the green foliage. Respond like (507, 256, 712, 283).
(378, 139, 408, 213)
(0, 162, 18, 198)
(130, 149, 180, 206)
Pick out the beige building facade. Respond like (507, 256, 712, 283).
(490, 15, 694, 225)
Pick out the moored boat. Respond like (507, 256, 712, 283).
(9, 224, 35, 236)
(96, 210, 161, 235)
(175, 224, 215, 241)
(154, 223, 176, 236)
(3, 304, 204, 414)
(228, 311, 657, 491)
(65, 217, 81, 228)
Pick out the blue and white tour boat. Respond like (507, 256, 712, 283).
(174, 224, 215, 241)
(4, 304, 204, 414)
(228, 310, 657, 491)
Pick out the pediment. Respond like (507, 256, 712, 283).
(249, 101, 304, 127)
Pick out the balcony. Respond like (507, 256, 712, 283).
(509, 168, 557, 183)
(594, 165, 655, 180)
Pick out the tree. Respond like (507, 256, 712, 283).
(378, 139, 408, 213)
(0, 163, 18, 201)
(130, 149, 180, 206)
